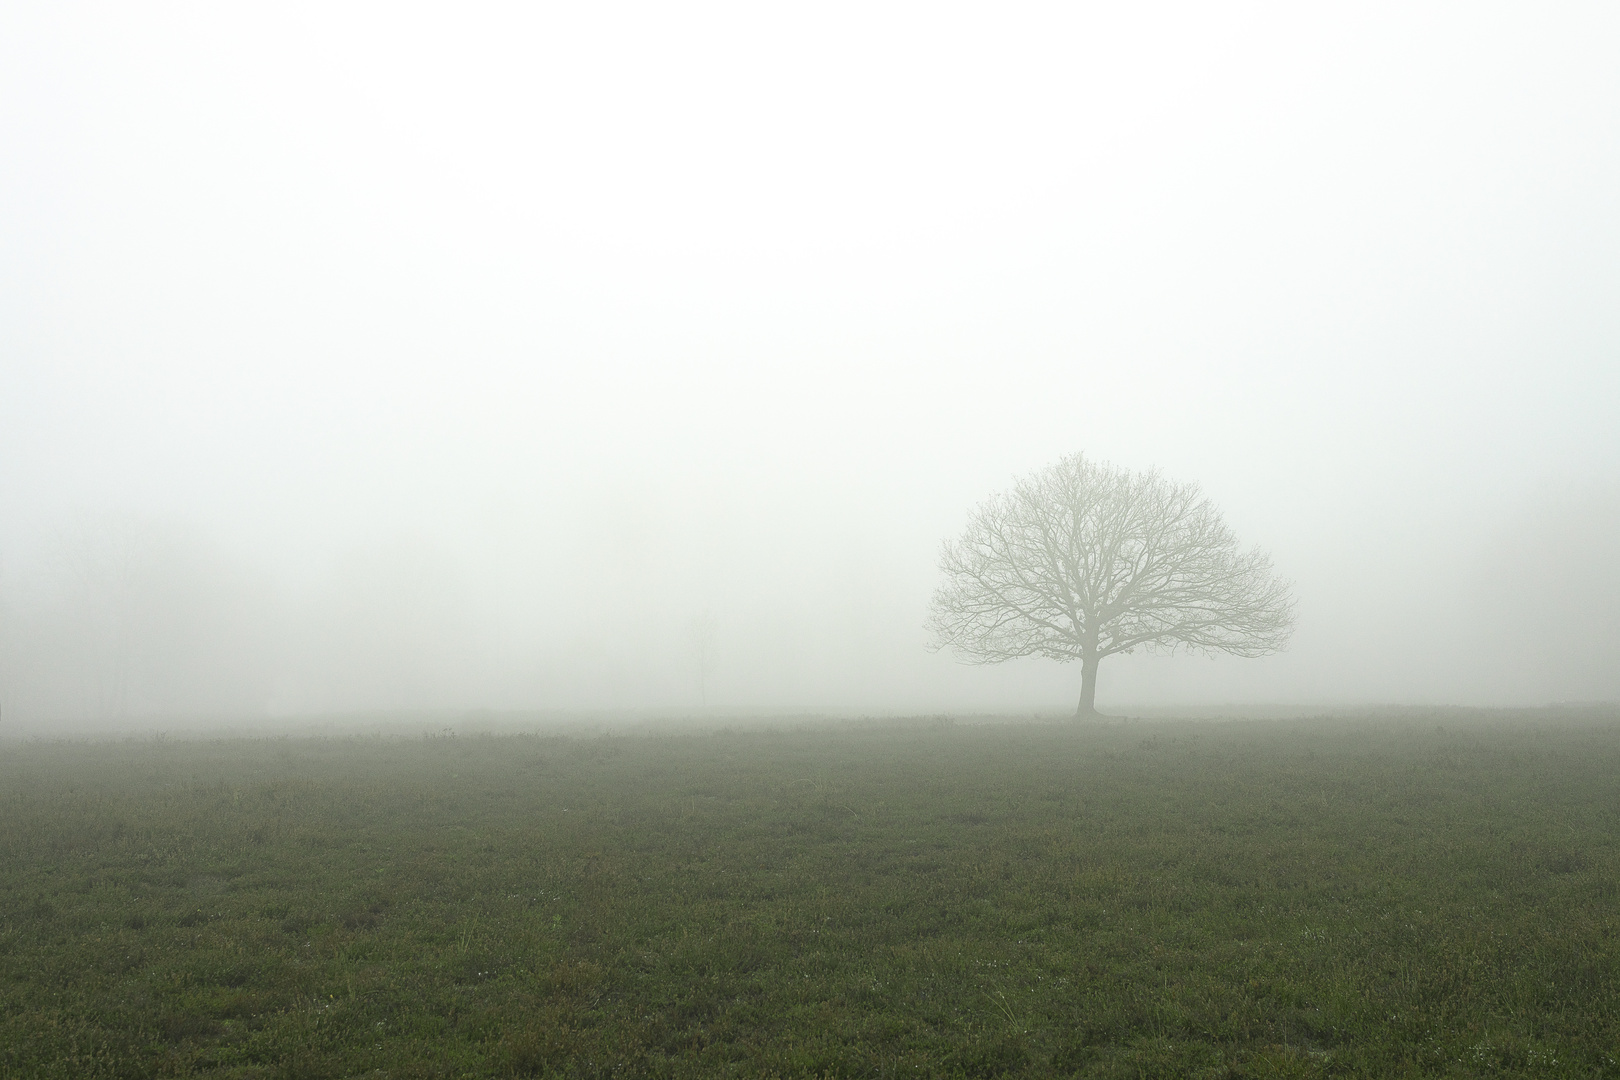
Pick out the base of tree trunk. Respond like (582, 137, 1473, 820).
(1073, 706, 1106, 721)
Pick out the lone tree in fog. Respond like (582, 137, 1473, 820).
(928, 454, 1295, 718)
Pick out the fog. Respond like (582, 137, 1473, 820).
(3, 2, 1618, 727)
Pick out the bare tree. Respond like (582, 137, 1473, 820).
(928, 454, 1295, 717)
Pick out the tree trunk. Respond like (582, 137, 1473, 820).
(1075, 653, 1100, 718)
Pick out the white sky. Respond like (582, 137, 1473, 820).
(3, 1, 1618, 721)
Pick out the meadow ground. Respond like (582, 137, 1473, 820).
(2, 709, 1618, 1079)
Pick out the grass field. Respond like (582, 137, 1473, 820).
(2, 710, 1618, 1078)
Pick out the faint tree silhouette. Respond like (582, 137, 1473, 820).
(928, 453, 1295, 718)
(686, 609, 718, 708)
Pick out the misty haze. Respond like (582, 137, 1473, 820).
(3, 2, 1619, 1075)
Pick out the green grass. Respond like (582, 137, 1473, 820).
(3, 711, 1619, 1078)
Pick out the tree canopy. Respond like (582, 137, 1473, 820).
(928, 454, 1295, 716)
